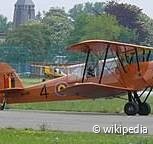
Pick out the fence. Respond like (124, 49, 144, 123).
(10, 63, 44, 77)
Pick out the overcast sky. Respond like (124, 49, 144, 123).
(0, 0, 153, 21)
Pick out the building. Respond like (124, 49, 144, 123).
(13, 0, 35, 27)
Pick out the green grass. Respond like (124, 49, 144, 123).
(10, 99, 126, 113)
(0, 128, 152, 144)
(9, 78, 153, 114)
(9, 96, 153, 113)
(21, 77, 43, 86)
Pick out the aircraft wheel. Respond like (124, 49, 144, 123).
(138, 103, 151, 115)
(0, 105, 4, 110)
(124, 102, 139, 116)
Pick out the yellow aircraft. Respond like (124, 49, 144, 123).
(30, 64, 66, 78)
(42, 65, 66, 78)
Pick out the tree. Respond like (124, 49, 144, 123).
(42, 8, 73, 56)
(6, 22, 49, 62)
(68, 13, 137, 44)
(35, 11, 42, 21)
(69, 4, 84, 20)
(0, 15, 12, 33)
(6, 8, 73, 63)
(0, 45, 30, 63)
(69, 2, 105, 20)
(105, 1, 149, 44)
(139, 14, 153, 46)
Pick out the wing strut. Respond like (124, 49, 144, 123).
(142, 49, 145, 62)
(135, 48, 140, 71)
(116, 51, 127, 73)
(146, 50, 151, 61)
(129, 55, 134, 64)
(99, 45, 109, 84)
(82, 49, 90, 83)
(124, 46, 130, 64)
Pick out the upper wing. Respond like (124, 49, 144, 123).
(67, 39, 153, 55)
(60, 83, 134, 98)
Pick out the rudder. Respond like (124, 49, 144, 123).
(0, 63, 23, 90)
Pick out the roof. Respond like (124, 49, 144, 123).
(67, 40, 153, 55)
(15, 0, 35, 6)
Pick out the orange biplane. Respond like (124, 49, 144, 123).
(1, 39, 153, 116)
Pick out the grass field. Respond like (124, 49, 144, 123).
(8, 78, 153, 114)
(21, 77, 43, 86)
(0, 128, 152, 144)
(9, 99, 126, 113)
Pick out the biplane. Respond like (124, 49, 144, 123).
(1, 39, 153, 116)
(31, 64, 66, 78)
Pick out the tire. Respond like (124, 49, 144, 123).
(138, 103, 151, 115)
(124, 102, 139, 116)
(0, 105, 4, 110)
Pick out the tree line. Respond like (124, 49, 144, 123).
(0, 1, 153, 63)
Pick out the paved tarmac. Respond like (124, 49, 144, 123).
(0, 110, 153, 134)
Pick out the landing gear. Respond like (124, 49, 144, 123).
(138, 103, 151, 115)
(124, 102, 139, 115)
(124, 89, 152, 116)
(0, 100, 6, 110)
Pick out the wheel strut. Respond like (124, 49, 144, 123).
(0, 98, 6, 110)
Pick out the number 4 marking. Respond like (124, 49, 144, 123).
(40, 84, 49, 99)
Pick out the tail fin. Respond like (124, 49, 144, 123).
(0, 63, 24, 90)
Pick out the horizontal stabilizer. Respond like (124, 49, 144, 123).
(60, 83, 134, 98)
(0, 87, 24, 93)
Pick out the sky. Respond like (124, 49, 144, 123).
(0, 0, 153, 21)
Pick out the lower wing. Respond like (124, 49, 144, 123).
(60, 83, 134, 98)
